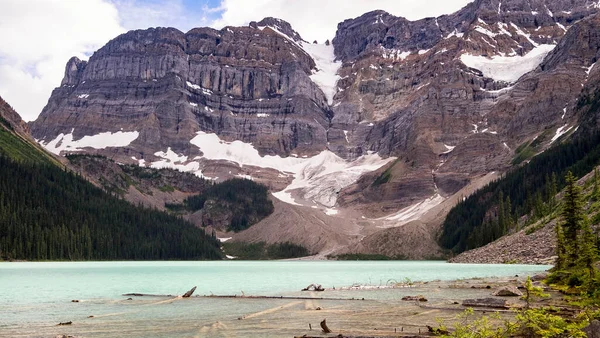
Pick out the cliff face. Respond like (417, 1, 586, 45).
(28, 0, 600, 257)
(331, 1, 600, 215)
(31, 23, 330, 159)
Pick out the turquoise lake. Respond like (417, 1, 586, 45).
(0, 261, 550, 337)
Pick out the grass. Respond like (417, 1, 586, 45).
(0, 127, 51, 164)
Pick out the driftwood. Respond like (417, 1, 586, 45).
(182, 286, 196, 298)
(57, 321, 72, 326)
(401, 295, 428, 302)
(462, 298, 509, 309)
(320, 319, 331, 333)
(427, 325, 449, 334)
(302, 283, 325, 291)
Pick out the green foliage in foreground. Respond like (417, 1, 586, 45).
(222, 241, 310, 260)
(435, 171, 600, 337)
(0, 154, 223, 260)
(434, 278, 594, 338)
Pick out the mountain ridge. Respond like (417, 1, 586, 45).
(26, 0, 600, 258)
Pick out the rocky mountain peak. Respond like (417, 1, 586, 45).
(333, 0, 599, 62)
(249, 17, 304, 42)
(61, 57, 87, 86)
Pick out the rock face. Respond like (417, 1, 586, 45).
(31, 24, 329, 159)
(28, 0, 600, 256)
(0, 96, 29, 136)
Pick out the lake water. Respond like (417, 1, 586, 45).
(0, 261, 550, 337)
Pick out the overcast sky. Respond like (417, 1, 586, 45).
(0, 0, 473, 121)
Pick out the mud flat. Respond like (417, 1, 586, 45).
(24, 274, 555, 337)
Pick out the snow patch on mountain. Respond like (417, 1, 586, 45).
(460, 44, 556, 83)
(149, 147, 202, 173)
(257, 24, 340, 105)
(187, 131, 394, 207)
(40, 129, 139, 155)
(551, 125, 574, 143)
(303, 43, 341, 105)
(380, 194, 445, 225)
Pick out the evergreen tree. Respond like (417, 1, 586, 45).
(561, 171, 584, 267)
(555, 224, 567, 271)
(549, 173, 558, 209)
(578, 216, 598, 279)
(592, 168, 600, 202)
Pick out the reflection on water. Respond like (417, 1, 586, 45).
(0, 261, 549, 337)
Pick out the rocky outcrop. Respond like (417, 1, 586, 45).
(493, 286, 523, 297)
(0, 96, 30, 137)
(449, 220, 557, 265)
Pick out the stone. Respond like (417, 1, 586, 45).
(583, 320, 600, 338)
(493, 286, 523, 297)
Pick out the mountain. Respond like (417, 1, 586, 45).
(0, 96, 222, 261)
(28, 0, 600, 258)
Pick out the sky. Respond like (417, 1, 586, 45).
(0, 0, 473, 122)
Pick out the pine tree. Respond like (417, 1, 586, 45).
(592, 168, 600, 202)
(578, 216, 598, 279)
(498, 191, 506, 234)
(555, 224, 567, 271)
(561, 171, 584, 267)
(549, 172, 558, 209)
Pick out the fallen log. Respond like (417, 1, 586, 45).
(122, 293, 174, 297)
(302, 283, 325, 291)
(401, 295, 427, 302)
(57, 321, 72, 326)
(320, 319, 331, 333)
(182, 286, 196, 298)
(462, 298, 510, 309)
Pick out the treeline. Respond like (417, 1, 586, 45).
(0, 154, 223, 261)
(440, 131, 600, 254)
(176, 178, 274, 232)
(223, 241, 310, 260)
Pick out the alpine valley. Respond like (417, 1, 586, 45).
(14, 0, 600, 260)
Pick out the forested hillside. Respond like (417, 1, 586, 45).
(0, 98, 222, 261)
(0, 154, 223, 260)
(172, 178, 274, 232)
(440, 90, 600, 254)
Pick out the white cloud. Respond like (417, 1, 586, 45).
(0, 0, 124, 121)
(211, 0, 474, 43)
(110, 0, 213, 32)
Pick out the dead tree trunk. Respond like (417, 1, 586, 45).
(182, 286, 197, 298)
(320, 319, 331, 333)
